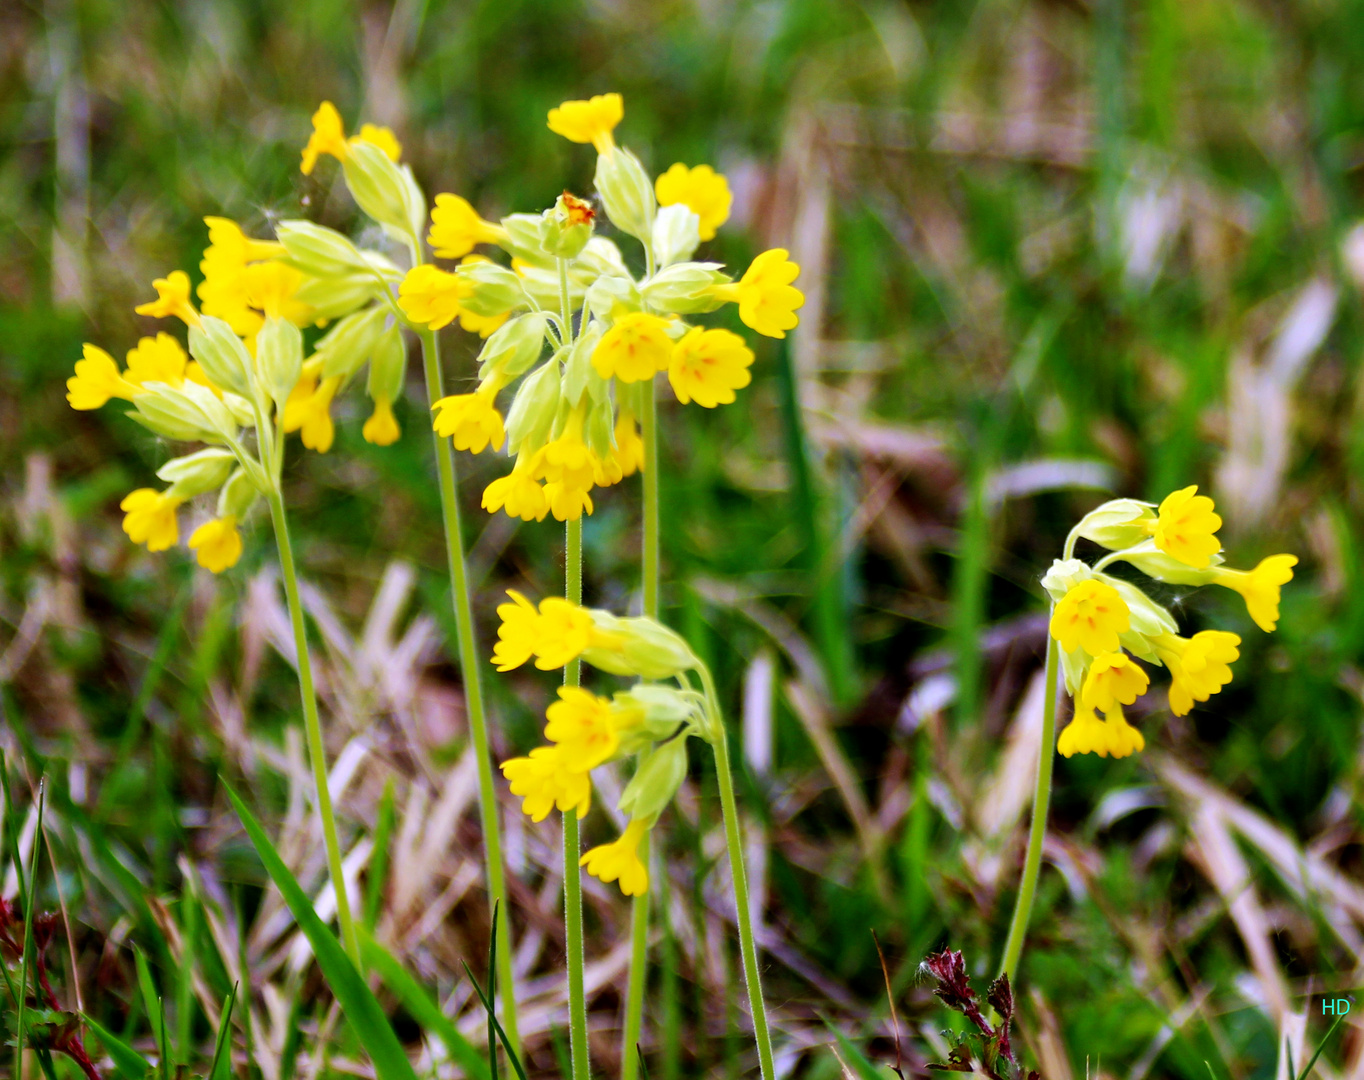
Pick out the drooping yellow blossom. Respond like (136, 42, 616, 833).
(492, 591, 542, 671)
(1102, 709, 1146, 757)
(592, 312, 673, 383)
(428, 194, 506, 259)
(533, 407, 598, 521)
(135, 271, 200, 327)
(593, 447, 625, 489)
(1079, 652, 1149, 714)
(431, 384, 505, 452)
(203, 216, 285, 266)
(188, 516, 243, 573)
(120, 489, 182, 553)
(363, 397, 401, 446)
(398, 264, 468, 330)
(709, 249, 804, 339)
(1209, 555, 1298, 633)
(1049, 579, 1130, 656)
(1152, 631, 1240, 716)
(668, 326, 754, 407)
(655, 163, 732, 241)
(1056, 703, 1145, 759)
(67, 345, 138, 409)
(282, 370, 342, 453)
(491, 591, 622, 672)
(243, 261, 312, 325)
(501, 745, 592, 822)
(580, 817, 650, 897)
(483, 457, 550, 523)
(547, 93, 624, 154)
(300, 102, 402, 175)
(1147, 486, 1222, 568)
(613, 414, 645, 477)
(544, 687, 639, 772)
(124, 333, 191, 386)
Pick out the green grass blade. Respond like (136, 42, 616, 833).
(358, 928, 490, 1080)
(83, 1013, 153, 1080)
(1296, 1009, 1347, 1080)
(223, 782, 419, 1080)
(208, 983, 238, 1080)
(460, 960, 528, 1080)
(16, 780, 47, 1080)
(132, 945, 165, 1073)
(176, 891, 199, 1065)
(821, 1017, 888, 1080)
(364, 778, 396, 932)
(487, 902, 500, 1080)
(278, 991, 304, 1080)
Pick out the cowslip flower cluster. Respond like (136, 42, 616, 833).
(395, 92, 804, 523)
(66, 119, 411, 571)
(493, 591, 714, 896)
(1045, 487, 1297, 758)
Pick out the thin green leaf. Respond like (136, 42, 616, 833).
(81, 1014, 152, 1080)
(208, 983, 238, 1080)
(364, 778, 396, 932)
(1297, 1009, 1348, 1080)
(358, 929, 490, 1080)
(487, 901, 500, 1080)
(460, 960, 528, 1080)
(278, 991, 304, 1080)
(821, 1017, 890, 1080)
(224, 782, 419, 1080)
(132, 945, 165, 1073)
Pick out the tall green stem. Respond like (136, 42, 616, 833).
(700, 668, 775, 1080)
(620, 380, 661, 1080)
(416, 328, 519, 1051)
(266, 490, 359, 964)
(997, 630, 1059, 984)
(564, 516, 590, 1080)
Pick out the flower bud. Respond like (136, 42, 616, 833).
(539, 192, 596, 260)
(586, 397, 614, 459)
(618, 739, 690, 822)
(1040, 558, 1092, 604)
(342, 140, 425, 241)
(294, 274, 383, 323)
(132, 381, 237, 443)
(366, 324, 407, 404)
(584, 275, 641, 324)
(561, 320, 605, 407)
(594, 145, 656, 243)
(1072, 498, 1156, 551)
(651, 203, 700, 268)
(156, 448, 236, 498)
(615, 684, 704, 735)
(188, 315, 252, 396)
(456, 260, 529, 316)
(275, 220, 370, 277)
(576, 237, 629, 277)
(504, 359, 561, 453)
(498, 213, 556, 268)
(256, 316, 304, 410)
(477, 312, 551, 381)
(221, 393, 258, 428)
(641, 262, 730, 315)
(217, 466, 261, 519)
(317, 305, 387, 379)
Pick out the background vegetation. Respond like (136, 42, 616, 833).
(1, 0, 1361, 1077)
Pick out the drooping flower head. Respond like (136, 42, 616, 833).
(1148, 485, 1222, 568)
(1210, 555, 1298, 632)
(135, 272, 200, 328)
(1050, 579, 1130, 657)
(592, 313, 674, 383)
(120, 489, 182, 553)
(547, 93, 624, 153)
(669, 327, 754, 408)
(709, 249, 805, 339)
(188, 516, 243, 573)
(300, 101, 401, 175)
(432, 383, 506, 453)
(580, 818, 650, 896)
(1153, 631, 1240, 716)
(428, 194, 506, 259)
(501, 746, 592, 822)
(655, 164, 732, 242)
(1079, 652, 1149, 714)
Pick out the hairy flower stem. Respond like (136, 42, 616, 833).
(700, 666, 776, 1080)
(621, 379, 661, 1080)
(998, 630, 1059, 984)
(564, 515, 590, 1080)
(266, 489, 359, 965)
(417, 327, 519, 1052)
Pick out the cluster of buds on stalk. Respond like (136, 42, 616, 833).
(1045, 487, 1297, 758)
(65, 115, 414, 572)
(491, 590, 721, 896)
(393, 92, 805, 522)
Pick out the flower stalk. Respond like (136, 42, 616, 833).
(564, 514, 590, 1080)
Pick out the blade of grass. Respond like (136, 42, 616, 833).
(223, 782, 419, 1080)
(363, 778, 396, 932)
(460, 960, 528, 1080)
(176, 891, 200, 1066)
(278, 990, 304, 1080)
(132, 945, 164, 1071)
(1296, 1010, 1347, 1080)
(821, 1018, 888, 1080)
(208, 983, 237, 1080)
(358, 929, 490, 1080)
(81, 1014, 153, 1080)
(487, 901, 500, 1080)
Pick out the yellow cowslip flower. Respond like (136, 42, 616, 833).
(300, 102, 401, 176)
(203, 216, 285, 266)
(188, 516, 243, 573)
(709, 249, 804, 339)
(428, 194, 506, 259)
(120, 489, 182, 552)
(592, 312, 673, 383)
(1152, 631, 1240, 716)
(544, 686, 640, 772)
(483, 457, 550, 523)
(1209, 554, 1298, 633)
(135, 271, 200, 328)
(124, 332, 190, 386)
(1102, 709, 1146, 757)
(613, 414, 645, 477)
(67, 345, 138, 409)
(501, 745, 592, 822)
(533, 408, 599, 521)
(1079, 652, 1149, 714)
(431, 383, 506, 453)
(399, 264, 468, 330)
(492, 590, 541, 670)
(1050, 579, 1130, 656)
(363, 397, 401, 446)
(547, 93, 623, 154)
(655, 163, 732, 242)
(580, 817, 650, 897)
(593, 448, 625, 489)
(198, 218, 295, 336)
(1147, 485, 1222, 568)
(243, 261, 312, 326)
(491, 590, 622, 672)
(668, 326, 754, 407)
(1056, 703, 1145, 759)
(282, 369, 341, 453)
